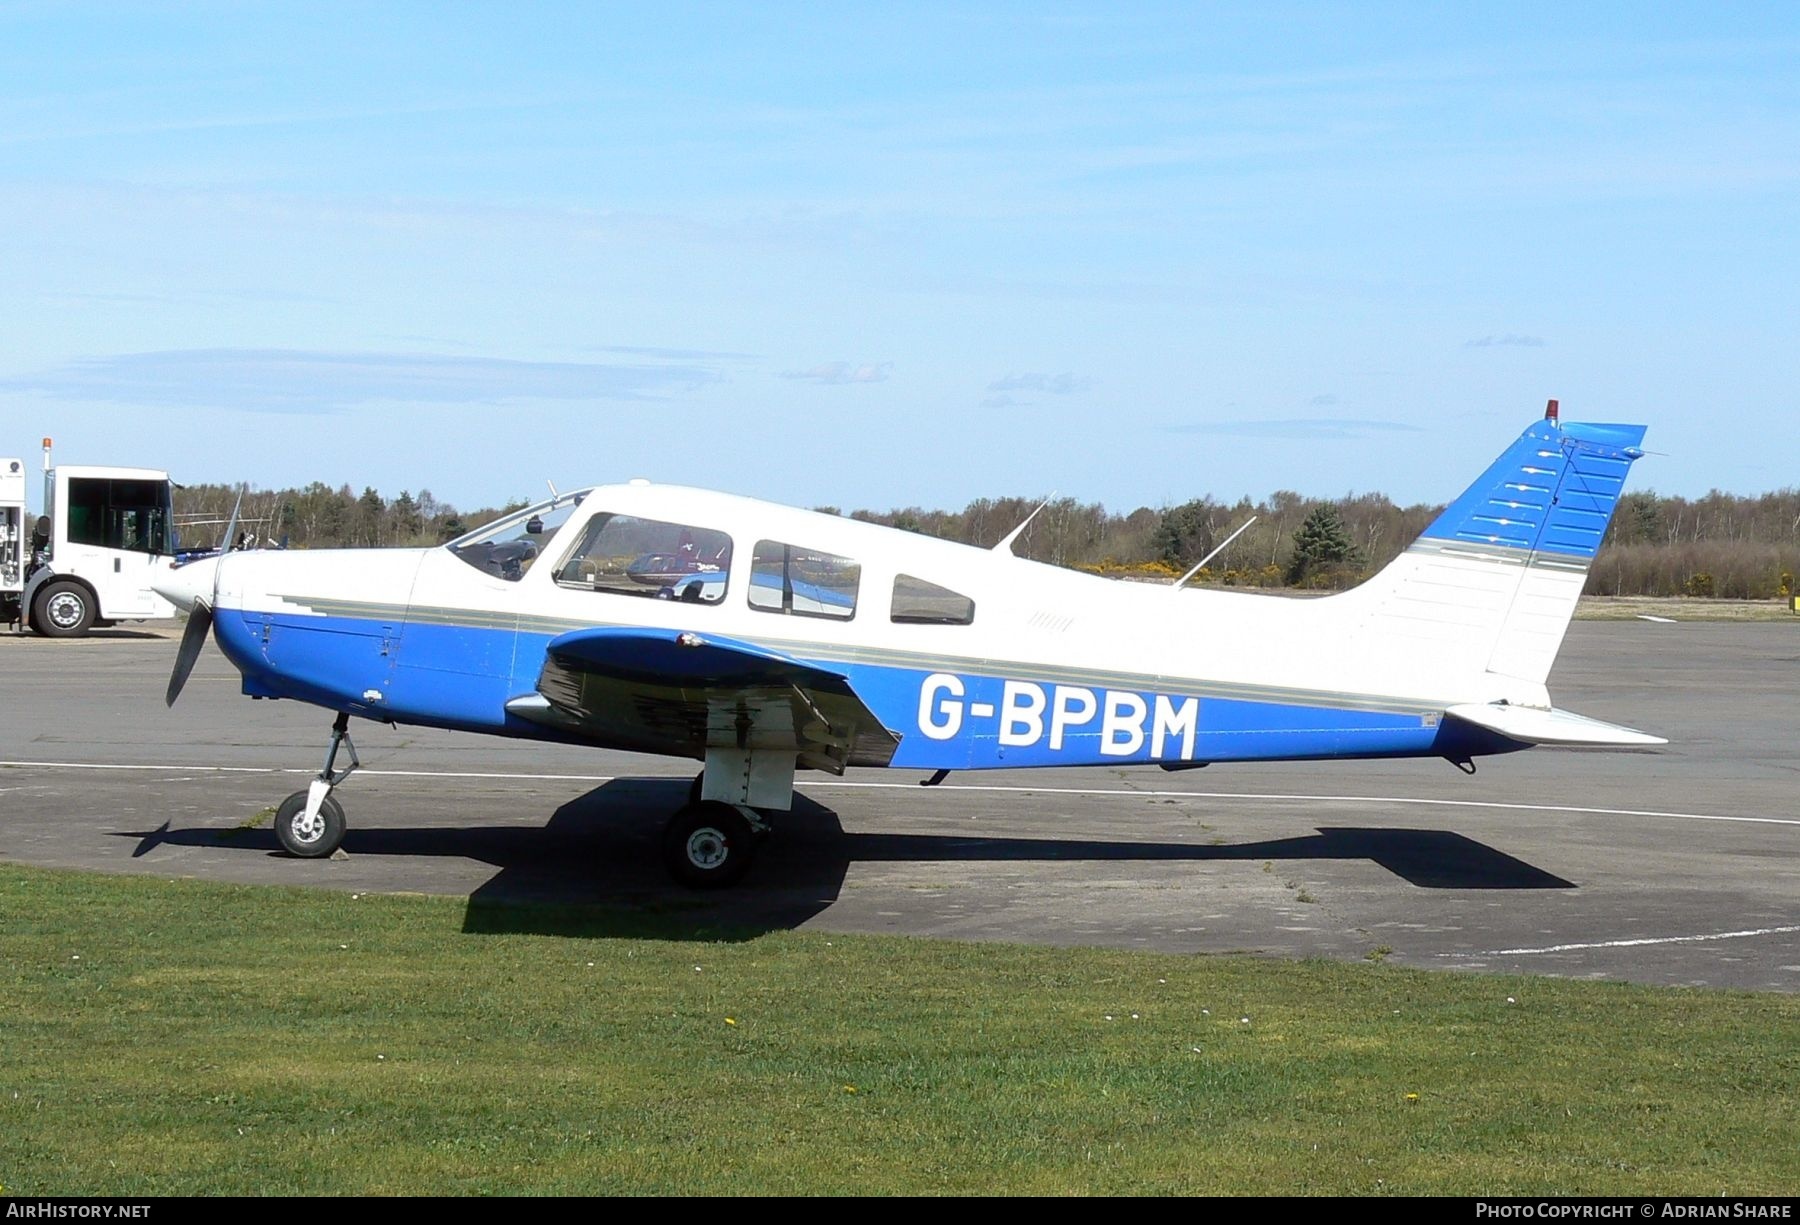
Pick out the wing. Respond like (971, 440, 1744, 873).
(505, 627, 902, 772)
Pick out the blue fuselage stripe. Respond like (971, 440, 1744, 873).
(215, 609, 1510, 768)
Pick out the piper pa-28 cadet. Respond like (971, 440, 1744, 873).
(155, 401, 1661, 887)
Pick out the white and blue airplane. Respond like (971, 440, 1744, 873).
(156, 402, 1662, 887)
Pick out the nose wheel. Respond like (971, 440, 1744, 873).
(276, 790, 347, 858)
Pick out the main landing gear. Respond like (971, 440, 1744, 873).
(660, 767, 775, 889)
(658, 741, 798, 887)
(275, 712, 359, 858)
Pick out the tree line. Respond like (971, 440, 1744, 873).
(174, 481, 1800, 600)
(175, 483, 524, 552)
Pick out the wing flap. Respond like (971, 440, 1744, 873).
(515, 627, 901, 770)
(1445, 703, 1666, 747)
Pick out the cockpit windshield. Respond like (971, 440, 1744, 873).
(447, 491, 587, 581)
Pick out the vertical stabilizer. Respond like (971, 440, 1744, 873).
(1338, 408, 1646, 691)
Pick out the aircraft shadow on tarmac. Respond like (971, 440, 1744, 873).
(117, 777, 1574, 941)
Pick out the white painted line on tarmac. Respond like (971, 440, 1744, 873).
(6, 758, 1799, 829)
(1, 760, 278, 773)
(0, 760, 619, 783)
(820, 780, 1800, 829)
(1476, 925, 1800, 956)
(327, 768, 632, 782)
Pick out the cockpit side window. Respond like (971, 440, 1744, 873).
(891, 574, 975, 625)
(749, 540, 859, 620)
(554, 513, 732, 604)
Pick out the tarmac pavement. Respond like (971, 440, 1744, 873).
(2, 620, 1795, 990)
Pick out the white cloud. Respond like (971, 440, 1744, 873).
(1464, 334, 1546, 348)
(0, 348, 721, 412)
(986, 371, 1090, 395)
(779, 361, 892, 384)
(1165, 417, 1424, 440)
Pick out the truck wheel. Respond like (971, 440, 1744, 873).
(33, 581, 95, 638)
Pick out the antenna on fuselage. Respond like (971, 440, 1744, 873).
(992, 496, 1054, 556)
(1171, 515, 1258, 590)
(546, 480, 560, 500)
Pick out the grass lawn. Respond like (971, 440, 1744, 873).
(1, 864, 1795, 1196)
(1575, 596, 1798, 622)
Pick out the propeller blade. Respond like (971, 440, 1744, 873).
(220, 486, 245, 553)
(165, 600, 213, 707)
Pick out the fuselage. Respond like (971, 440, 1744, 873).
(176, 480, 1533, 772)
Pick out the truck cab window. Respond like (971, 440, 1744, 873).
(66, 477, 173, 555)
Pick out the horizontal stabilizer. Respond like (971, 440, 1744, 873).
(1445, 703, 1666, 747)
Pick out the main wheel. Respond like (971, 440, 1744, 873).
(32, 580, 95, 638)
(687, 771, 704, 805)
(275, 789, 347, 859)
(662, 801, 756, 889)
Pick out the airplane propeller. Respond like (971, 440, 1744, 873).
(218, 484, 244, 558)
(165, 599, 213, 706)
(161, 485, 242, 707)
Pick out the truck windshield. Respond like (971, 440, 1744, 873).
(66, 477, 174, 555)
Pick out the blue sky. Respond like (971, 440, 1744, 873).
(2, 2, 1796, 514)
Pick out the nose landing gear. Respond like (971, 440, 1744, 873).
(274, 712, 360, 859)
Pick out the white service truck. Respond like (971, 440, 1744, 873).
(2, 441, 179, 637)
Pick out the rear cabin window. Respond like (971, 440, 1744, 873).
(555, 513, 732, 604)
(749, 540, 859, 620)
(890, 574, 976, 625)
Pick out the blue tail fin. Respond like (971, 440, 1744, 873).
(1419, 415, 1647, 563)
